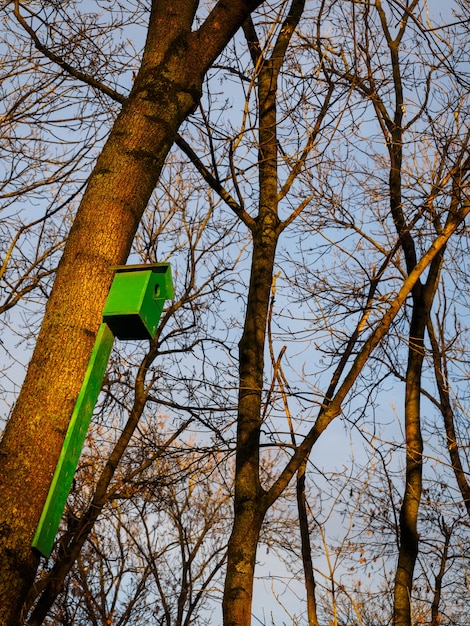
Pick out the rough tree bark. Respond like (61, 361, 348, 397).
(222, 3, 304, 623)
(0, 1, 265, 623)
(389, 84, 466, 626)
(297, 459, 319, 626)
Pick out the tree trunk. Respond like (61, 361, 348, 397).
(297, 461, 319, 626)
(223, 498, 266, 626)
(393, 265, 443, 626)
(222, 229, 278, 626)
(430, 520, 451, 626)
(393, 296, 425, 626)
(223, 22, 283, 621)
(0, 1, 264, 622)
(428, 320, 470, 518)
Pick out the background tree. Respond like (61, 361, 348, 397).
(174, 1, 470, 624)
(294, 2, 470, 624)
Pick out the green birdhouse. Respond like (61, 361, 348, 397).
(32, 262, 174, 557)
(103, 263, 174, 340)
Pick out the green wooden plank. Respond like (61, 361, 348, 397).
(32, 322, 115, 557)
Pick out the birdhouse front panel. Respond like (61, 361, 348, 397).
(103, 263, 173, 340)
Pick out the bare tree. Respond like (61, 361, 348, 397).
(175, 2, 470, 625)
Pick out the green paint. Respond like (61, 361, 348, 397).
(32, 322, 115, 557)
(103, 263, 174, 340)
(32, 263, 174, 557)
